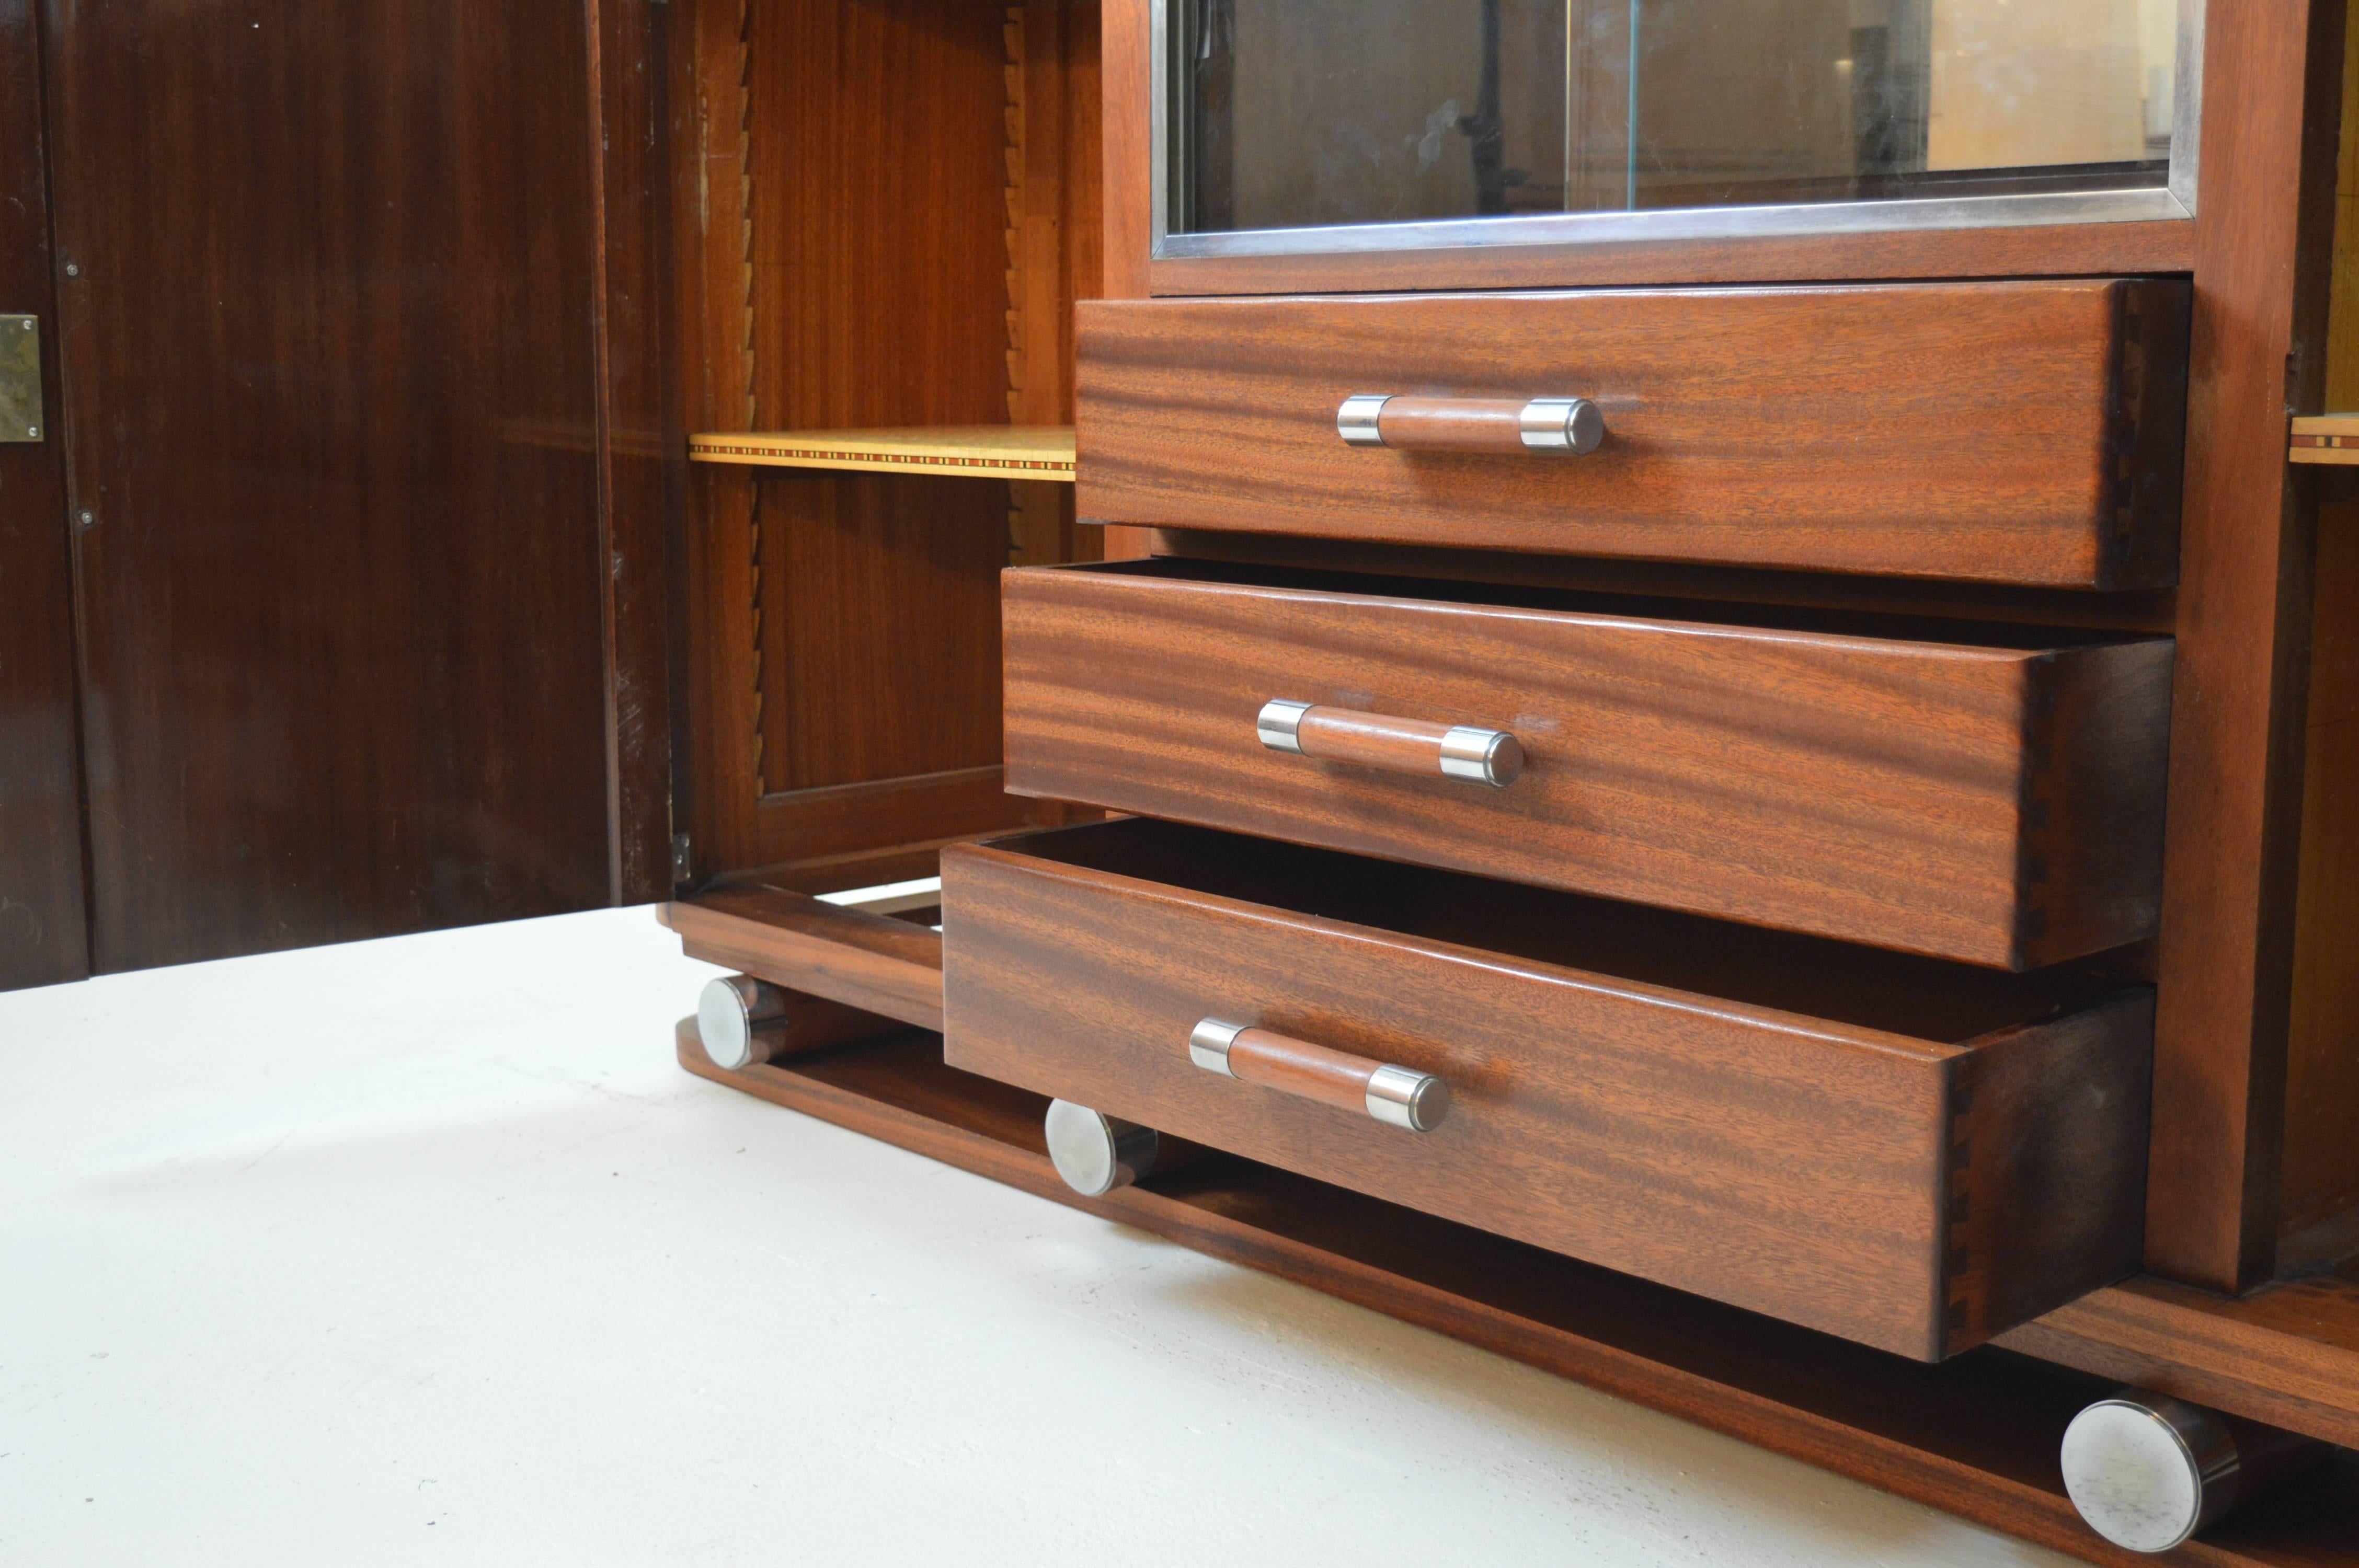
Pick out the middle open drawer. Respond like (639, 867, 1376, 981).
(1003, 560, 2172, 970)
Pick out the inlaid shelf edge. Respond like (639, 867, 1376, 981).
(689, 425, 1077, 481)
(2289, 414, 2359, 464)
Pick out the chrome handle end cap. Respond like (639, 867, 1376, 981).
(1337, 394, 1392, 447)
(1366, 1064, 1451, 1132)
(1189, 1018, 1247, 1077)
(1256, 699, 1313, 755)
(1519, 396, 1605, 456)
(1438, 725, 1525, 788)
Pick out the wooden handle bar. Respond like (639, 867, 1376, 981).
(1188, 1019, 1452, 1132)
(1257, 699, 1525, 789)
(1336, 394, 1604, 456)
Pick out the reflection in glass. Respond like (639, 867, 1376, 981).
(1172, 0, 2181, 235)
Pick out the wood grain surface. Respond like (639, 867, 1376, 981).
(666, 0, 1086, 881)
(1370, 396, 1536, 454)
(1004, 0, 1100, 567)
(1286, 705, 1507, 780)
(1075, 280, 2190, 587)
(2000, 1265, 2359, 1453)
(2144, 0, 2347, 1292)
(1151, 528, 2183, 636)
(661, 887, 943, 1032)
(677, 1019, 2359, 1565)
(1003, 561, 2174, 969)
(43, 0, 620, 970)
(0, 0, 88, 991)
(1214, 1025, 1390, 1118)
(728, 983, 908, 1068)
(2282, 504, 2359, 1238)
(940, 820, 2154, 1359)
(586, 0, 679, 905)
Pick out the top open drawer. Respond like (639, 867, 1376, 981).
(1076, 281, 2189, 590)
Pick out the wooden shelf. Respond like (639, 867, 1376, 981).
(2290, 414, 2359, 464)
(659, 889, 942, 1032)
(689, 425, 1075, 482)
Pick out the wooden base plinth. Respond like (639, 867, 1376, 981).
(675, 1019, 2359, 1567)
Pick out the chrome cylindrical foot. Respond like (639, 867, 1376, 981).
(699, 975, 788, 1070)
(2060, 1389, 2328, 1553)
(1043, 1100, 1163, 1197)
(696, 974, 896, 1070)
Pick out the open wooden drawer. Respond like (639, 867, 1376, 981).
(1003, 559, 2174, 970)
(940, 817, 2154, 1362)
(1075, 280, 2189, 589)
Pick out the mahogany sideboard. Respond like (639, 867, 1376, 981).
(622, 0, 2359, 1559)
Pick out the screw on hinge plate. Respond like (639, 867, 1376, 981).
(671, 833, 693, 883)
(2, 316, 44, 443)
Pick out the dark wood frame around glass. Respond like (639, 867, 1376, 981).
(1109, 4, 2201, 295)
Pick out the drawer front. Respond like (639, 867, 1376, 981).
(1003, 563, 2173, 970)
(941, 824, 2154, 1361)
(1075, 280, 2188, 589)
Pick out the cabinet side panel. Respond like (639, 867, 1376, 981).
(2146, 0, 2345, 1290)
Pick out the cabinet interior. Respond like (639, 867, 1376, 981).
(671, 0, 1103, 890)
(993, 817, 2143, 1046)
(652, 0, 2359, 1288)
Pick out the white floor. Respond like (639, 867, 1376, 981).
(0, 906, 2079, 1566)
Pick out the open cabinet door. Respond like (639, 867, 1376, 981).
(0, 0, 89, 992)
(34, 0, 672, 973)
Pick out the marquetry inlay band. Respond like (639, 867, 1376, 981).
(2289, 416, 2359, 465)
(689, 426, 1078, 481)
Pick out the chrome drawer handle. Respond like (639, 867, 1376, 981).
(1337, 393, 1605, 456)
(1258, 698, 1524, 789)
(1189, 1018, 1451, 1133)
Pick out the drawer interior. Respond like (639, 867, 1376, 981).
(990, 816, 2144, 1047)
(1070, 556, 2162, 654)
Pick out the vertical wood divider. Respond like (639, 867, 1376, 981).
(1094, 0, 1153, 561)
(2146, 0, 2347, 1292)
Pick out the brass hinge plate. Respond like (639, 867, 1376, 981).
(1, 316, 43, 442)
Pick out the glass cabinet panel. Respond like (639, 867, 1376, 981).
(1164, 0, 2193, 248)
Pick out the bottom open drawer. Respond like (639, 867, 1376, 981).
(941, 818, 2152, 1361)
